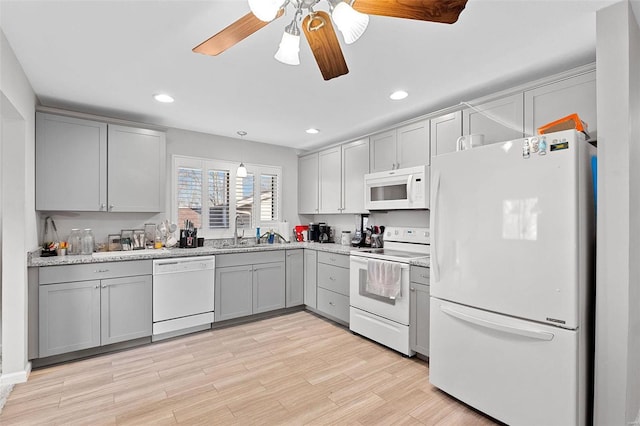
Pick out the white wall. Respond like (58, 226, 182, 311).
(595, 1, 640, 424)
(0, 28, 38, 384)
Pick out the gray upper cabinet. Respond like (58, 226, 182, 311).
(370, 130, 397, 172)
(285, 250, 304, 307)
(318, 146, 342, 214)
(370, 120, 430, 172)
(107, 125, 166, 212)
(298, 153, 319, 214)
(524, 71, 597, 138)
(298, 138, 369, 215)
(35, 112, 166, 212)
(341, 138, 369, 213)
(463, 93, 524, 145)
(36, 113, 107, 211)
(430, 111, 463, 157)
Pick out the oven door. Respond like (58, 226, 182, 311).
(349, 255, 411, 325)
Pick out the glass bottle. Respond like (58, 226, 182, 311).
(68, 229, 82, 255)
(81, 229, 95, 255)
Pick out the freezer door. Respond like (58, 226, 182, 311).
(430, 131, 593, 328)
(430, 298, 583, 426)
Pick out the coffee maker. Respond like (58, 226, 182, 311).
(308, 222, 320, 242)
(318, 223, 332, 243)
(351, 214, 369, 247)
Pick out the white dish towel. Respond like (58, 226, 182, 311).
(366, 259, 402, 299)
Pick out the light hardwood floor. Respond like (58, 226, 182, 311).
(1, 311, 498, 425)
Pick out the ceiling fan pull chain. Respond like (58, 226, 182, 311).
(306, 12, 326, 32)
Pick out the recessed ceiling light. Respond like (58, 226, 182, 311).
(389, 90, 408, 100)
(306, 128, 320, 134)
(153, 93, 174, 103)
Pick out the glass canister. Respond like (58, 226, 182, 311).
(68, 229, 82, 255)
(81, 229, 95, 255)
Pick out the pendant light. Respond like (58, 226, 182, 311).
(237, 131, 248, 178)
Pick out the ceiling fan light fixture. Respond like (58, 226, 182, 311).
(274, 20, 301, 65)
(248, 0, 282, 22)
(331, 1, 369, 44)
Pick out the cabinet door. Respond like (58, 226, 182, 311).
(341, 138, 370, 213)
(524, 71, 596, 137)
(397, 120, 430, 167)
(304, 250, 318, 308)
(253, 262, 286, 314)
(108, 125, 166, 212)
(430, 111, 462, 157)
(298, 153, 319, 214)
(100, 275, 152, 345)
(36, 112, 107, 211)
(318, 146, 342, 213)
(463, 93, 524, 145)
(409, 282, 430, 356)
(285, 250, 304, 307)
(215, 265, 253, 321)
(39, 281, 101, 357)
(369, 130, 397, 172)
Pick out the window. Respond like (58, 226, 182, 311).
(173, 156, 282, 238)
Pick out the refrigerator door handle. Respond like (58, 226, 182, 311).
(432, 172, 441, 282)
(440, 305, 555, 341)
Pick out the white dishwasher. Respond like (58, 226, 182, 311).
(152, 256, 215, 339)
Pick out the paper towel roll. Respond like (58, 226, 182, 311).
(278, 221, 291, 242)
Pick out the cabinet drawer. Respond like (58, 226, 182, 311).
(317, 288, 349, 324)
(317, 263, 349, 296)
(410, 266, 430, 285)
(317, 251, 349, 269)
(216, 250, 285, 268)
(39, 260, 152, 284)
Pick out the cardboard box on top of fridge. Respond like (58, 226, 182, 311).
(538, 113, 590, 139)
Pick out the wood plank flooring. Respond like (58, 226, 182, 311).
(1, 311, 498, 425)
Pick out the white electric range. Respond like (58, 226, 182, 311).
(349, 227, 430, 355)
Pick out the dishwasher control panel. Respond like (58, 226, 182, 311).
(153, 256, 215, 274)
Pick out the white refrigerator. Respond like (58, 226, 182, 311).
(429, 130, 596, 426)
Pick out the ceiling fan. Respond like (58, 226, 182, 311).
(193, 0, 468, 81)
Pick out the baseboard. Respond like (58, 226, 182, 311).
(0, 362, 31, 385)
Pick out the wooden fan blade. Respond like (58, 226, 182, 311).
(193, 9, 284, 56)
(352, 0, 468, 24)
(302, 11, 349, 81)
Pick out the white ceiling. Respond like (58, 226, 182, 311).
(0, 0, 620, 151)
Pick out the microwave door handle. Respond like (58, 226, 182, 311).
(407, 175, 414, 203)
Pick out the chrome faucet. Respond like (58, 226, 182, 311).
(233, 214, 245, 245)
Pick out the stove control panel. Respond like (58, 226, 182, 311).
(384, 227, 430, 244)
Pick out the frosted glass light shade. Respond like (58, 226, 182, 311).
(274, 32, 300, 65)
(248, 0, 281, 22)
(237, 163, 248, 178)
(332, 1, 369, 44)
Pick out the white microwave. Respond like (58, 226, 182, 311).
(364, 165, 430, 210)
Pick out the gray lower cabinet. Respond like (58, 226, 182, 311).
(215, 251, 286, 322)
(316, 252, 350, 324)
(215, 265, 253, 321)
(285, 249, 304, 307)
(304, 250, 318, 308)
(39, 273, 152, 357)
(410, 266, 430, 356)
(39, 280, 101, 357)
(38, 260, 152, 358)
(100, 275, 152, 345)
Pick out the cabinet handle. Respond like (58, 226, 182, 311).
(95, 285, 100, 289)
(420, 274, 428, 279)
(100, 203, 106, 211)
(101, 284, 107, 288)
(329, 257, 336, 262)
(329, 301, 335, 306)
(329, 276, 336, 281)
(109, 204, 115, 211)
(410, 287, 415, 292)
(94, 269, 109, 273)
